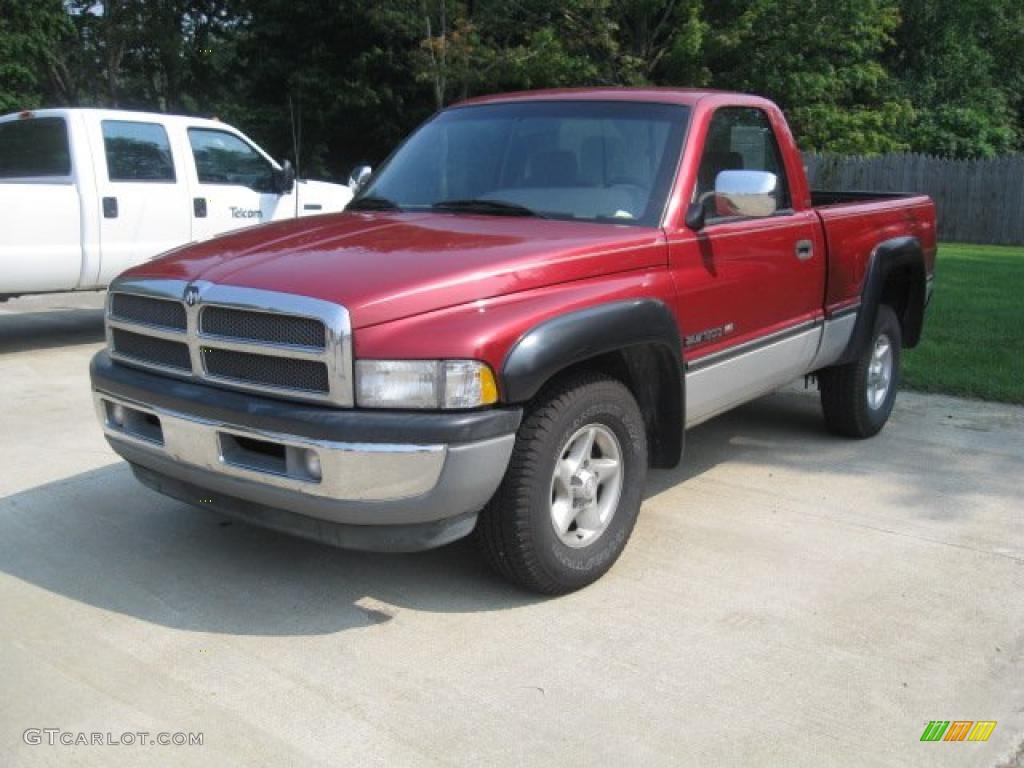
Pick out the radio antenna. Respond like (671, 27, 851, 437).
(288, 92, 302, 217)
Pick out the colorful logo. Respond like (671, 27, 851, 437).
(921, 721, 997, 742)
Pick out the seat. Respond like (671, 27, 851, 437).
(696, 150, 745, 209)
(525, 150, 578, 187)
(579, 137, 625, 187)
(698, 151, 744, 194)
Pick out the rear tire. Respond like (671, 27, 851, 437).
(476, 372, 647, 595)
(819, 304, 902, 438)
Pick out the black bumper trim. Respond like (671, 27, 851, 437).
(132, 464, 477, 553)
(91, 351, 522, 445)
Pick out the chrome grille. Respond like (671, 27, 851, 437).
(105, 279, 353, 406)
(110, 293, 187, 330)
(203, 348, 329, 393)
(200, 306, 326, 349)
(111, 328, 192, 371)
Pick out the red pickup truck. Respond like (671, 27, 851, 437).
(90, 89, 936, 593)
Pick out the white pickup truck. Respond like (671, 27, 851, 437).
(0, 109, 354, 300)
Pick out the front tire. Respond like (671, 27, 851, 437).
(476, 372, 647, 594)
(819, 304, 902, 438)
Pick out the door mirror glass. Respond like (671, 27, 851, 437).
(348, 164, 372, 192)
(273, 159, 296, 194)
(714, 170, 779, 218)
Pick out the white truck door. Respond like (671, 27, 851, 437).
(0, 115, 83, 294)
(88, 117, 191, 284)
(185, 127, 289, 240)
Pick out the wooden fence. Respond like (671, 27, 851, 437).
(803, 153, 1024, 246)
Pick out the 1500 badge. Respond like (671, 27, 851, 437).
(684, 322, 735, 347)
(230, 207, 263, 219)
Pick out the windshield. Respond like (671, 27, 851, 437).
(358, 100, 690, 227)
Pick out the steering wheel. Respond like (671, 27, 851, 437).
(607, 176, 646, 189)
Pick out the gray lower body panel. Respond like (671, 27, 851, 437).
(809, 310, 859, 370)
(684, 310, 859, 428)
(685, 324, 822, 428)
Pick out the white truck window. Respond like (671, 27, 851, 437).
(102, 120, 175, 182)
(0, 118, 71, 178)
(187, 128, 275, 193)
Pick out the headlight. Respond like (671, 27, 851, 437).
(355, 360, 499, 409)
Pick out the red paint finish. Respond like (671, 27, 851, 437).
(667, 210, 826, 360)
(119, 88, 937, 394)
(128, 212, 668, 331)
(354, 269, 678, 367)
(815, 198, 937, 312)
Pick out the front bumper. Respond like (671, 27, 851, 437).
(90, 351, 521, 552)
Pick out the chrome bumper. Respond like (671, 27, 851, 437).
(93, 391, 515, 532)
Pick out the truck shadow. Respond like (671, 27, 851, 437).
(644, 388, 827, 499)
(646, 387, 1022, 516)
(0, 462, 542, 636)
(1, 388, 1017, 637)
(0, 308, 106, 354)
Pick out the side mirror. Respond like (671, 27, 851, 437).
(348, 164, 372, 193)
(685, 202, 707, 231)
(713, 170, 778, 218)
(273, 159, 296, 194)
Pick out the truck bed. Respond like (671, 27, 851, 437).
(811, 191, 937, 313)
(810, 190, 915, 207)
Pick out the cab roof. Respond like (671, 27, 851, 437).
(454, 87, 768, 109)
(0, 107, 228, 131)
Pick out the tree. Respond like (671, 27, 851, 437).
(2, 0, 1021, 165)
(0, 0, 71, 112)
(892, 0, 1024, 157)
(696, 0, 912, 154)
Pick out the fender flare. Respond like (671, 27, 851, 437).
(502, 299, 682, 401)
(837, 235, 926, 365)
(501, 299, 685, 468)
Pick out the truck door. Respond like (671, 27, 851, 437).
(0, 115, 84, 294)
(90, 118, 191, 284)
(670, 105, 826, 425)
(185, 127, 291, 240)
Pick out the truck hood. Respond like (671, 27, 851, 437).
(124, 212, 667, 328)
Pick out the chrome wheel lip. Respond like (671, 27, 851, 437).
(867, 333, 894, 410)
(549, 423, 624, 549)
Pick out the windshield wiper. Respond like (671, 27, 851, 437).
(348, 195, 402, 212)
(431, 198, 545, 218)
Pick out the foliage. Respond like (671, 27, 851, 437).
(2, 0, 1022, 176)
(0, 0, 70, 113)
(891, 0, 1024, 158)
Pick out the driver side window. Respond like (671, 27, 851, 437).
(188, 128, 275, 193)
(695, 107, 791, 220)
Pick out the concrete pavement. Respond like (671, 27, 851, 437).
(1, 292, 1021, 767)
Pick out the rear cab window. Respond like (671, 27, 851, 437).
(0, 117, 72, 179)
(102, 120, 176, 182)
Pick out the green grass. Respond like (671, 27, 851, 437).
(902, 243, 1024, 404)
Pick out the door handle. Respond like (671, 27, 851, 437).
(795, 240, 814, 261)
(193, 197, 207, 218)
(102, 197, 118, 219)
